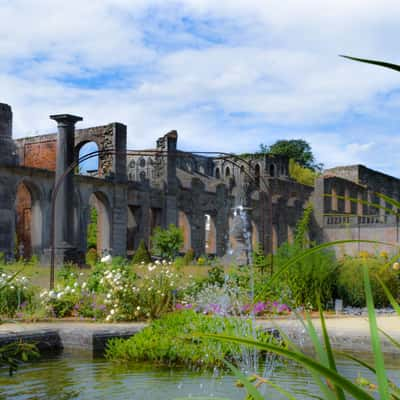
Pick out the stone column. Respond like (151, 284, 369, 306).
(50, 114, 82, 264)
(164, 131, 178, 227)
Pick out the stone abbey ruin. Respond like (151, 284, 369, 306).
(0, 102, 398, 265)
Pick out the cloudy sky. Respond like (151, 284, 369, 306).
(2, 0, 400, 175)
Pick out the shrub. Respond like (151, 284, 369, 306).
(337, 255, 400, 307)
(182, 248, 195, 265)
(131, 239, 151, 265)
(86, 248, 98, 266)
(255, 205, 338, 309)
(105, 310, 278, 369)
(151, 225, 183, 261)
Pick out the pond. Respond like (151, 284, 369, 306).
(1, 350, 399, 399)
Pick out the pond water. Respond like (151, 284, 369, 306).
(1, 350, 399, 400)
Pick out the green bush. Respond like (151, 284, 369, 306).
(86, 248, 98, 266)
(151, 224, 183, 261)
(256, 205, 338, 309)
(105, 310, 278, 369)
(131, 239, 151, 265)
(337, 255, 400, 307)
(182, 248, 195, 265)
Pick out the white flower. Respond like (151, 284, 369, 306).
(106, 315, 111, 321)
(155, 260, 160, 265)
(106, 293, 112, 299)
(79, 272, 84, 276)
(57, 292, 63, 299)
(110, 309, 115, 315)
(73, 282, 79, 288)
(82, 282, 87, 289)
(71, 289, 76, 294)
(49, 290, 56, 298)
(136, 306, 141, 311)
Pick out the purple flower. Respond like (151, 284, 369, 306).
(184, 304, 193, 309)
(253, 302, 266, 315)
(175, 303, 184, 310)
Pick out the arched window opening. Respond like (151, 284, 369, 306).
(139, 157, 146, 168)
(215, 167, 221, 179)
(178, 211, 191, 253)
(15, 181, 42, 259)
(87, 192, 111, 257)
(225, 166, 231, 177)
(127, 206, 142, 256)
(269, 164, 276, 177)
(78, 142, 99, 176)
(205, 214, 216, 254)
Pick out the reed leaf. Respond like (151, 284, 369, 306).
(224, 360, 264, 400)
(201, 334, 375, 400)
(318, 300, 346, 400)
(363, 264, 390, 399)
(339, 55, 400, 72)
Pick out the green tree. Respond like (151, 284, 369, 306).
(87, 207, 97, 249)
(151, 224, 184, 261)
(131, 239, 151, 264)
(259, 139, 322, 171)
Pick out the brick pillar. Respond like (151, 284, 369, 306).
(0, 103, 17, 166)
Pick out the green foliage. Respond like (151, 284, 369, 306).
(182, 248, 195, 265)
(256, 205, 338, 309)
(151, 224, 184, 261)
(0, 341, 39, 376)
(288, 159, 319, 187)
(207, 265, 225, 287)
(197, 256, 207, 265)
(87, 207, 98, 249)
(252, 244, 270, 275)
(336, 255, 400, 307)
(106, 310, 277, 369)
(0, 273, 35, 318)
(259, 139, 322, 171)
(206, 255, 400, 400)
(85, 248, 98, 266)
(131, 239, 151, 265)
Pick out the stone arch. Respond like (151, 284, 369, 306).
(87, 191, 112, 256)
(269, 164, 276, 177)
(205, 214, 217, 254)
(178, 211, 191, 252)
(76, 141, 99, 176)
(14, 179, 43, 259)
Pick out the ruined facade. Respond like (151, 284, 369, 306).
(0, 102, 397, 264)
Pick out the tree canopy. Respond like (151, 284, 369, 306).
(258, 139, 323, 171)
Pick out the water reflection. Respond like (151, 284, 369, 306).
(0, 352, 399, 399)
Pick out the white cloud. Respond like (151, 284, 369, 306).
(1, 0, 400, 174)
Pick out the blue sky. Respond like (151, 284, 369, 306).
(2, 0, 400, 175)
